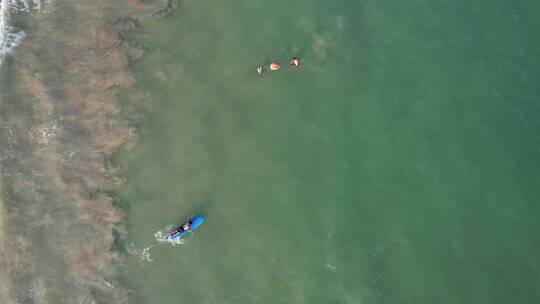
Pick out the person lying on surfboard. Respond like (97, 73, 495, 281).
(169, 221, 191, 235)
(164, 215, 205, 241)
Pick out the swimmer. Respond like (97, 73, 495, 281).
(269, 62, 280, 71)
(289, 57, 300, 68)
(257, 65, 264, 75)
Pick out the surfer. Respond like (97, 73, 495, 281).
(257, 65, 264, 75)
(289, 57, 300, 68)
(170, 221, 190, 235)
(164, 215, 204, 241)
(269, 62, 280, 71)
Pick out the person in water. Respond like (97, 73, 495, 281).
(269, 62, 280, 71)
(289, 57, 300, 68)
(171, 221, 191, 235)
(257, 65, 264, 75)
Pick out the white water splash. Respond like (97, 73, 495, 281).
(11, 0, 40, 13)
(0, 0, 41, 65)
(154, 226, 188, 246)
(326, 263, 337, 273)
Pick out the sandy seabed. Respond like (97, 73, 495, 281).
(0, 1, 175, 303)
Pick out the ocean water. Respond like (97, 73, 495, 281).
(118, 0, 540, 303)
(0, 0, 538, 303)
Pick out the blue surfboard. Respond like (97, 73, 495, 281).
(165, 215, 205, 241)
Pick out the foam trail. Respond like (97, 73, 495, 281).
(127, 243, 155, 266)
(0, 0, 41, 65)
(155, 227, 188, 246)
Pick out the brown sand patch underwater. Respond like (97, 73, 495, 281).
(0, 0, 175, 302)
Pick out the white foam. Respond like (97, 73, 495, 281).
(8, 0, 40, 13)
(0, 0, 41, 65)
(326, 263, 337, 272)
(155, 227, 189, 246)
(127, 243, 155, 266)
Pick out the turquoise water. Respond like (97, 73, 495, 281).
(119, 0, 540, 303)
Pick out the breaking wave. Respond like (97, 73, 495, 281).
(0, 0, 41, 65)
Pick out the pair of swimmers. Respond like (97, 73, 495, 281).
(257, 57, 300, 75)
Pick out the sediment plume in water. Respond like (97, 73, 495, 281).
(0, 0, 175, 302)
